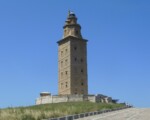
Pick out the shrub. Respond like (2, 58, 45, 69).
(22, 114, 35, 120)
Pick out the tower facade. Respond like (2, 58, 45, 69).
(57, 11, 88, 95)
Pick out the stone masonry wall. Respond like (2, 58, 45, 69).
(36, 94, 112, 105)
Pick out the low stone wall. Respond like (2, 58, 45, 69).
(36, 95, 88, 105)
(36, 94, 114, 105)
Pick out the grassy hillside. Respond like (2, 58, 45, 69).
(0, 102, 125, 120)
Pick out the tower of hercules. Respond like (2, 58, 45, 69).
(57, 11, 88, 95)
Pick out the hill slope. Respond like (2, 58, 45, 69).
(0, 102, 125, 120)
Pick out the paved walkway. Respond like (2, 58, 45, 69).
(77, 108, 150, 120)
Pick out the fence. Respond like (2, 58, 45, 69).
(42, 106, 132, 120)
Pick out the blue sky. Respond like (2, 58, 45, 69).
(0, 0, 150, 108)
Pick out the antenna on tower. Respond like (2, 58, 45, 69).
(68, 10, 71, 16)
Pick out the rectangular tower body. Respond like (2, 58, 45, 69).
(57, 12, 88, 95)
(58, 37, 88, 95)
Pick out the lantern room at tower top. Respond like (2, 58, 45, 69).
(63, 11, 83, 39)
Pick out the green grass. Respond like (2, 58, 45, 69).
(0, 102, 125, 120)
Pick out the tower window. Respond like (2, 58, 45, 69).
(75, 30, 78, 35)
(65, 71, 68, 75)
(81, 58, 83, 63)
(74, 57, 77, 61)
(81, 82, 84, 86)
(74, 47, 77, 50)
(66, 82, 68, 88)
(61, 51, 63, 56)
(65, 59, 68, 65)
(61, 72, 63, 78)
(81, 69, 83, 73)
(65, 49, 68, 54)
(61, 61, 63, 67)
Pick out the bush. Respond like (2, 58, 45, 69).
(22, 114, 35, 120)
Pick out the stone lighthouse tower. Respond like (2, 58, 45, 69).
(57, 11, 88, 95)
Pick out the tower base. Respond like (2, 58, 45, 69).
(36, 93, 115, 105)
